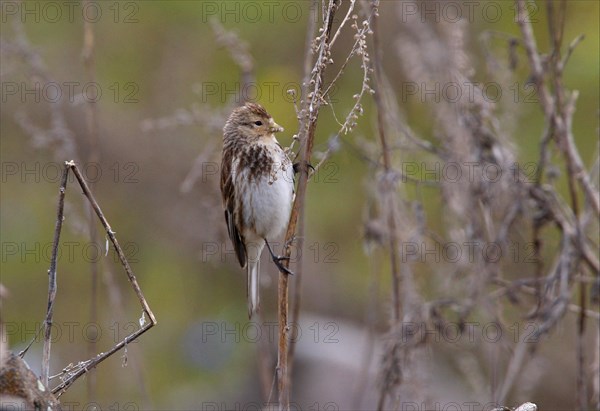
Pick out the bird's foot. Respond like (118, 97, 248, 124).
(265, 238, 294, 276)
(293, 161, 315, 175)
(271, 255, 294, 276)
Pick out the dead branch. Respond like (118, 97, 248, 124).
(41, 165, 69, 387)
(38, 161, 158, 397)
(69, 164, 156, 324)
(277, 1, 340, 408)
(287, 0, 320, 381)
(52, 322, 154, 396)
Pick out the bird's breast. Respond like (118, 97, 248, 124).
(236, 144, 294, 240)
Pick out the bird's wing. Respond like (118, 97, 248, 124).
(221, 154, 247, 268)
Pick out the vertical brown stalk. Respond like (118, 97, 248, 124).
(277, 2, 339, 408)
(288, 0, 319, 382)
(41, 165, 69, 387)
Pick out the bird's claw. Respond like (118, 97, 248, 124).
(264, 239, 294, 275)
(272, 255, 294, 276)
(293, 161, 315, 175)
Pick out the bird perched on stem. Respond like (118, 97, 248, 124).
(220, 102, 294, 318)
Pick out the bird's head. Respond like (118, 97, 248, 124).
(223, 102, 284, 142)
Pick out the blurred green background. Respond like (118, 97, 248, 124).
(1, 1, 598, 409)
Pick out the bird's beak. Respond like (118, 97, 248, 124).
(269, 119, 284, 133)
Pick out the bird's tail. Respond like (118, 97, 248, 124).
(247, 258, 260, 318)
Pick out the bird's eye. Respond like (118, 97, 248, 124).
(254, 121, 263, 126)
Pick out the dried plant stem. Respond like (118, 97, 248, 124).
(69, 164, 157, 324)
(517, 0, 599, 216)
(286, 208, 305, 383)
(41, 165, 69, 387)
(287, 0, 319, 379)
(517, 3, 597, 407)
(52, 322, 154, 396)
(42, 161, 157, 397)
(516, 0, 554, 119)
(276, 268, 290, 409)
(563, 93, 600, 215)
(277, 2, 339, 408)
(330, 0, 355, 46)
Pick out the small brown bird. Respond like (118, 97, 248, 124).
(220, 102, 294, 318)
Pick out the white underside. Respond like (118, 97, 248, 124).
(232, 142, 294, 317)
(236, 150, 294, 245)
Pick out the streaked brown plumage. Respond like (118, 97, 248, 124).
(220, 102, 294, 318)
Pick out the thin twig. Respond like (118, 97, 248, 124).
(560, 34, 585, 71)
(563, 90, 600, 216)
(52, 322, 154, 396)
(518, 0, 599, 218)
(101, 264, 153, 408)
(41, 164, 69, 387)
(69, 164, 157, 324)
(516, 0, 554, 119)
(490, 278, 600, 320)
(309, 5, 376, 178)
(45, 161, 157, 396)
(518, 5, 598, 405)
(330, 0, 356, 46)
